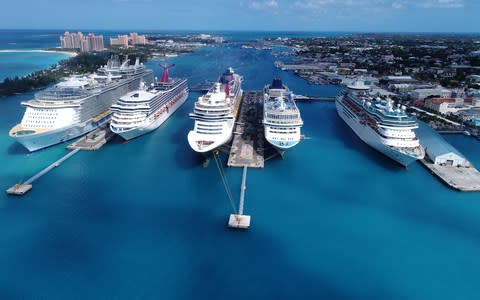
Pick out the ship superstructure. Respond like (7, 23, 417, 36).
(110, 64, 188, 140)
(9, 55, 153, 151)
(187, 67, 243, 153)
(263, 78, 303, 153)
(336, 81, 424, 166)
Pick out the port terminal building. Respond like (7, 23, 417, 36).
(416, 122, 469, 167)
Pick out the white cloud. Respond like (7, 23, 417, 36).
(392, 2, 404, 9)
(290, 0, 465, 11)
(249, 0, 279, 10)
(418, 0, 465, 8)
(292, 0, 334, 9)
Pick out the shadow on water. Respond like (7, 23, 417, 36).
(7, 141, 30, 155)
(176, 147, 207, 170)
(107, 134, 128, 145)
(330, 111, 405, 172)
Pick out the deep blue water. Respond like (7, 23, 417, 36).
(1, 30, 480, 299)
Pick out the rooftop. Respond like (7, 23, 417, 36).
(415, 121, 465, 159)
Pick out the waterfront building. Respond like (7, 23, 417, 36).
(60, 32, 83, 49)
(110, 35, 129, 47)
(458, 108, 480, 126)
(110, 33, 147, 47)
(418, 125, 469, 167)
(424, 98, 464, 114)
(382, 75, 416, 85)
(388, 83, 412, 93)
(411, 87, 451, 100)
(60, 32, 104, 52)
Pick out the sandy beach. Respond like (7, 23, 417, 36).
(0, 49, 78, 57)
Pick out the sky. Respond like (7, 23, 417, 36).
(1, 0, 478, 32)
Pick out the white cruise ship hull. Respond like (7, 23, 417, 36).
(336, 100, 420, 167)
(10, 69, 154, 152)
(114, 93, 188, 141)
(12, 119, 104, 152)
(187, 120, 234, 153)
(264, 126, 301, 153)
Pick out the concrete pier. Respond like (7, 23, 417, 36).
(6, 148, 81, 196)
(420, 160, 480, 192)
(227, 91, 265, 168)
(416, 121, 480, 192)
(68, 126, 114, 151)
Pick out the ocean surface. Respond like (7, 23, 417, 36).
(1, 30, 480, 300)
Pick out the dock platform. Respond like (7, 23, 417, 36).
(67, 126, 114, 151)
(6, 184, 32, 195)
(227, 91, 265, 168)
(420, 160, 480, 192)
(6, 148, 81, 196)
(416, 121, 480, 192)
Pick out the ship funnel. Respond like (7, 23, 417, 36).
(224, 83, 230, 95)
(120, 55, 130, 68)
(271, 77, 283, 89)
(159, 63, 175, 83)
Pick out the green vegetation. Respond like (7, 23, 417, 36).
(0, 48, 155, 98)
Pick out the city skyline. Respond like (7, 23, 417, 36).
(1, 0, 479, 33)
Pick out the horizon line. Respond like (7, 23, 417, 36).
(0, 28, 480, 35)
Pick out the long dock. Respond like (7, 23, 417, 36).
(228, 166, 251, 229)
(227, 91, 265, 168)
(6, 148, 81, 195)
(7, 125, 113, 196)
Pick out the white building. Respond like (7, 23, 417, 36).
(411, 87, 451, 100)
(430, 152, 468, 167)
(418, 123, 469, 167)
(424, 98, 460, 114)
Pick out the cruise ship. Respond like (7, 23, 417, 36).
(336, 81, 425, 166)
(263, 78, 303, 154)
(110, 64, 188, 140)
(9, 55, 153, 151)
(187, 67, 243, 153)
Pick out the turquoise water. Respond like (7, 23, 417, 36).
(0, 51, 70, 81)
(0, 30, 72, 81)
(1, 31, 480, 299)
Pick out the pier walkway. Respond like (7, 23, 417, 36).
(6, 148, 81, 195)
(227, 91, 265, 168)
(7, 126, 113, 196)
